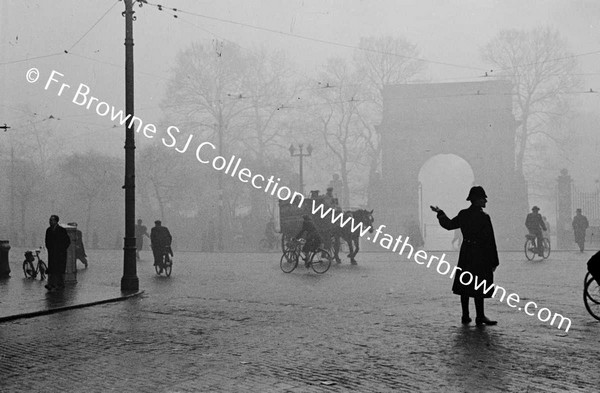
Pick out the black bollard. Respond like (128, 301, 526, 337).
(0, 240, 11, 278)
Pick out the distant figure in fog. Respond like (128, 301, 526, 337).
(406, 217, 424, 248)
(45, 215, 71, 291)
(542, 216, 550, 237)
(573, 209, 589, 252)
(68, 222, 88, 268)
(151, 220, 172, 274)
(431, 186, 499, 326)
(202, 220, 216, 252)
(134, 219, 150, 260)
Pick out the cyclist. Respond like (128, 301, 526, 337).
(151, 220, 173, 273)
(294, 215, 322, 267)
(525, 206, 546, 256)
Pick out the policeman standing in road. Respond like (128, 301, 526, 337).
(431, 186, 500, 326)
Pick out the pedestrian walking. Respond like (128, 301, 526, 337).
(135, 219, 150, 260)
(573, 208, 589, 252)
(44, 215, 71, 291)
(431, 186, 499, 326)
(67, 222, 88, 268)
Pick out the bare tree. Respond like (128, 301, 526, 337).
(59, 152, 121, 240)
(353, 36, 426, 206)
(481, 26, 580, 181)
(311, 58, 365, 207)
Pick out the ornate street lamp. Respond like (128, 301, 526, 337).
(289, 143, 313, 194)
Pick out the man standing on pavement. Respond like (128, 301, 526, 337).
(135, 219, 150, 261)
(151, 220, 172, 273)
(45, 215, 71, 291)
(573, 208, 589, 252)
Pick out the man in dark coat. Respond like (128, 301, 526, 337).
(525, 206, 547, 256)
(573, 208, 589, 252)
(134, 219, 149, 260)
(151, 220, 172, 273)
(45, 215, 71, 291)
(295, 215, 322, 267)
(431, 186, 499, 326)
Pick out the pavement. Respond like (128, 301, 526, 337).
(0, 246, 143, 322)
(1, 247, 600, 392)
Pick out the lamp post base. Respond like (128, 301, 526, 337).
(120, 276, 139, 292)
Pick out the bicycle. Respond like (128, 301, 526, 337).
(23, 248, 47, 280)
(154, 245, 173, 277)
(280, 238, 332, 274)
(584, 271, 600, 320)
(524, 234, 550, 260)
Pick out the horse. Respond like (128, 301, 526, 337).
(331, 209, 374, 265)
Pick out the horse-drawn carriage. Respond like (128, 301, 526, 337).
(277, 195, 375, 264)
(278, 196, 337, 255)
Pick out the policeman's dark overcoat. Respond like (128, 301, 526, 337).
(45, 225, 71, 275)
(437, 205, 499, 298)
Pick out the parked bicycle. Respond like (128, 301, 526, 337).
(155, 245, 173, 277)
(524, 234, 550, 260)
(280, 238, 332, 274)
(23, 248, 47, 280)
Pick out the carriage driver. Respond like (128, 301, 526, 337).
(295, 215, 322, 266)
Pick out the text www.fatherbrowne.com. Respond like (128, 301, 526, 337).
(29, 67, 572, 333)
(308, 200, 572, 332)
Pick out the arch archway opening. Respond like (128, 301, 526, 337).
(418, 154, 475, 250)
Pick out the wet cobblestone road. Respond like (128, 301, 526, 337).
(1, 248, 599, 392)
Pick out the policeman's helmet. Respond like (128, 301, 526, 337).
(466, 186, 487, 201)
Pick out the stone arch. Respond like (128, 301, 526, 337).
(375, 80, 528, 249)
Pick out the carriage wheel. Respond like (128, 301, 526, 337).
(155, 263, 162, 275)
(39, 261, 48, 280)
(310, 249, 332, 274)
(542, 238, 551, 259)
(524, 239, 536, 261)
(23, 261, 35, 279)
(280, 250, 298, 273)
(584, 277, 600, 320)
(585, 276, 600, 304)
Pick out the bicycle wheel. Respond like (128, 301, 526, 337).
(584, 277, 600, 320)
(524, 239, 536, 261)
(542, 238, 551, 259)
(23, 261, 35, 279)
(164, 254, 172, 277)
(585, 276, 600, 304)
(310, 248, 332, 274)
(39, 261, 48, 280)
(155, 263, 162, 275)
(280, 250, 298, 273)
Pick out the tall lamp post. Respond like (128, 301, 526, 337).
(121, 0, 138, 292)
(289, 143, 313, 194)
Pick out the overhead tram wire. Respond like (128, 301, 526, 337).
(138, 0, 486, 73)
(1, 1, 119, 66)
(66, 0, 120, 53)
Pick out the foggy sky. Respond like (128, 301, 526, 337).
(1, 0, 599, 189)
